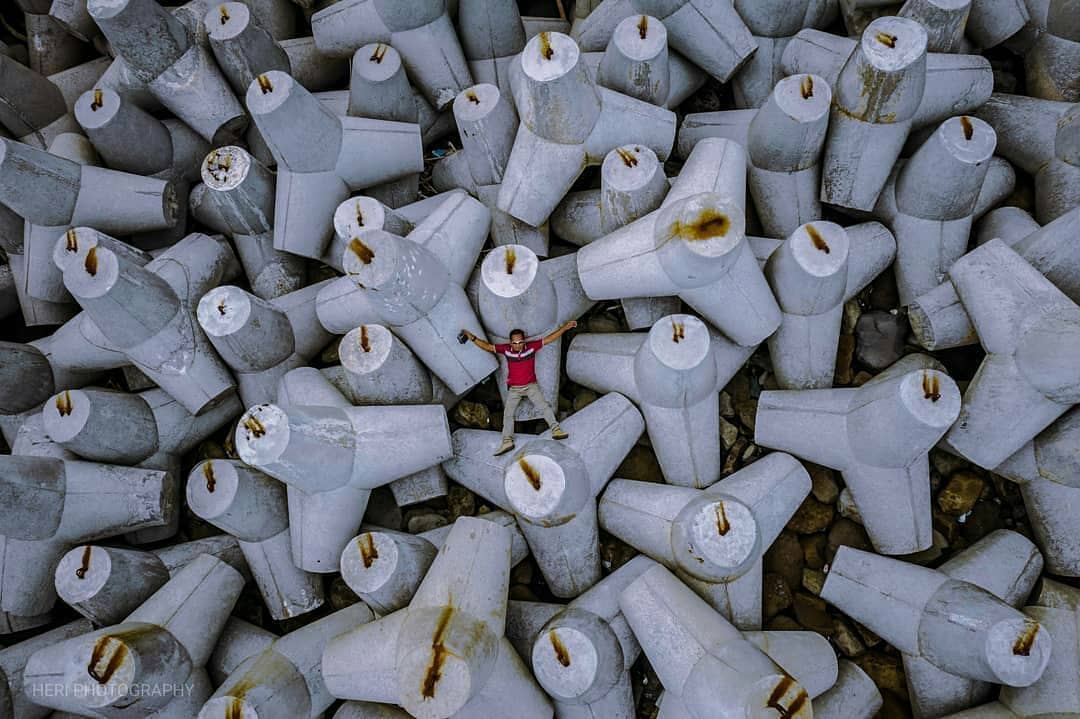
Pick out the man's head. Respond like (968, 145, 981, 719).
(509, 328, 526, 349)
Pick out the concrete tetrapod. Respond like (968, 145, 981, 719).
(456, 0, 526, 97)
(570, 0, 756, 83)
(198, 601, 375, 719)
(992, 407, 1080, 577)
(812, 660, 883, 719)
(442, 392, 644, 597)
(567, 313, 755, 488)
(323, 517, 553, 719)
(873, 115, 998, 306)
(940, 239, 1080, 469)
(594, 14, 677, 107)
(0, 454, 170, 617)
(820, 16, 929, 211)
(432, 83, 550, 256)
(54, 535, 246, 626)
(206, 1, 291, 98)
(549, 144, 680, 329)
(476, 243, 594, 420)
(57, 233, 237, 416)
(86, 0, 247, 144)
(196, 146, 306, 300)
(329, 206, 497, 396)
(755, 354, 962, 554)
(0, 619, 93, 719)
(897, 530, 1044, 718)
(619, 563, 813, 719)
(655, 629, 840, 717)
(1020, 0, 1080, 103)
(0, 52, 81, 149)
(197, 281, 334, 407)
(908, 207, 1079, 351)
(599, 452, 811, 628)
(504, 555, 652, 719)
(245, 70, 424, 260)
(233, 396, 452, 570)
(310, 0, 472, 109)
(764, 220, 896, 389)
(729, 0, 838, 109)
(206, 616, 277, 686)
(23, 554, 244, 718)
(577, 138, 781, 348)
(342, 512, 530, 615)
(187, 459, 325, 619)
(975, 94, 1077, 224)
(496, 31, 675, 227)
(278, 364, 451, 509)
(821, 545, 1052, 690)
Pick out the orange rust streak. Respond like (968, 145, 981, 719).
(65, 228, 78, 252)
(91, 88, 103, 111)
(56, 390, 73, 417)
(615, 148, 638, 167)
(225, 697, 243, 719)
(76, 545, 92, 579)
(669, 209, 730, 241)
(1013, 622, 1039, 656)
(875, 32, 897, 48)
(715, 501, 730, 535)
(421, 606, 455, 699)
(550, 631, 571, 667)
(505, 247, 516, 274)
(85, 247, 98, 277)
(359, 533, 379, 568)
(800, 75, 814, 99)
(360, 325, 371, 352)
(219, 5, 229, 23)
(766, 676, 808, 718)
(349, 238, 375, 265)
(519, 457, 541, 491)
(637, 15, 648, 39)
(922, 372, 941, 402)
(806, 224, 830, 254)
(960, 116, 974, 141)
(87, 637, 127, 684)
(466, 91, 480, 105)
(256, 74, 273, 94)
(539, 32, 554, 60)
(671, 320, 685, 343)
(243, 415, 266, 438)
(203, 462, 216, 493)
(370, 44, 388, 64)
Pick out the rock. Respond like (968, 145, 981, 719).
(827, 518, 873, 563)
(722, 438, 746, 476)
(600, 533, 639, 572)
(852, 371, 874, 386)
(762, 572, 793, 620)
(405, 510, 449, 534)
(720, 418, 740, 451)
(855, 650, 907, 697)
(878, 689, 913, 719)
(837, 487, 863, 524)
(937, 469, 986, 515)
(867, 273, 900, 310)
(764, 531, 804, 591)
(329, 576, 361, 610)
(614, 444, 663, 482)
(898, 529, 948, 565)
(832, 617, 866, 657)
(735, 399, 757, 432)
(808, 464, 840, 504)
(586, 313, 622, 333)
(961, 499, 1005, 542)
(511, 560, 534, 586)
(835, 334, 855, 385)
(572, 387, 598, 412)
(766, 615, 803, 631)
(792, 593, 833, 635)
(854, 310, 907, 370)
(509, 585, 541, 602)
(447, 485, 475, 519)
(802, 568, 825, 595)
(786, 496, 835, 534)
(364, 486, 402, 531)
(321, 338, 340, 364)
(800, 533, 828, 570)
(719, 391, 734, 418)
(933, 508, 961, 545)
(842, 298, 862, 335)
(724, 370, 751, 403)
(452, 400, 491, 429)
(930, 448, 970, 477)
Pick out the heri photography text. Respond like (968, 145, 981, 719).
(28, 682, 197, 699)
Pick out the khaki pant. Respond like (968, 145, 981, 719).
(502, 382, 558, 439)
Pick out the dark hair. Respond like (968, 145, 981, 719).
(509, 328, 526, 340)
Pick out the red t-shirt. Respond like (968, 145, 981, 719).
(495, 339, 543, 386)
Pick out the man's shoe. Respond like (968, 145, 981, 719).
(551, 427, 569, 440)
(493, 438, 515, 456)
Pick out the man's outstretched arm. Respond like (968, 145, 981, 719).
(542, 320, 577, 346)
(461, 329, 497, 353)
